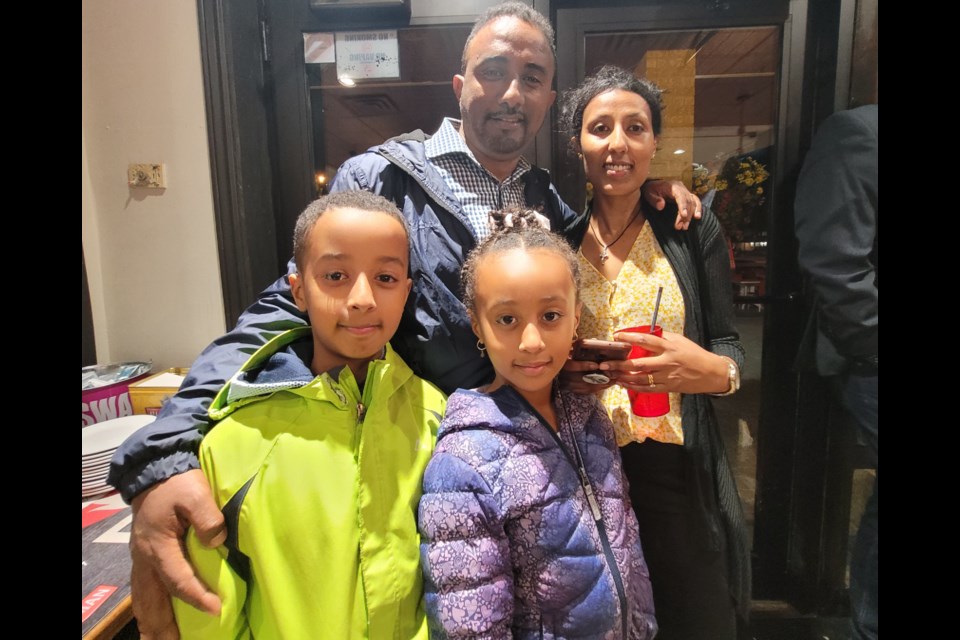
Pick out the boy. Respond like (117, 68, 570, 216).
(173, 191, 446, 639)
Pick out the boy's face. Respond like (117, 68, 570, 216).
(289, 206, 412, 379)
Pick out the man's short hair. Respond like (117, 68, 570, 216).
(460, 1, 556, 74)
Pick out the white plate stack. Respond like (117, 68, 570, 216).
(83, 415, 155, 498)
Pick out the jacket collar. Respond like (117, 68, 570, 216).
(208, 327, 411, 420)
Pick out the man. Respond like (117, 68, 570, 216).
(109, 3, 700, 637)
(794, 104, 878, 640)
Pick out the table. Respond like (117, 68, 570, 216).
(82, 492, 133, 638)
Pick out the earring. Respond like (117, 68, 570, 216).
(476, 339, 486, 358)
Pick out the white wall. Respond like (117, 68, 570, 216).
(82, 0, 225, 371)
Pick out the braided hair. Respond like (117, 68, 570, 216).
(461, 207, 581, 314)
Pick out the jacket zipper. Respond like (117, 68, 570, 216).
(518, 392, 630, 639)
(356, 359, 383, 425)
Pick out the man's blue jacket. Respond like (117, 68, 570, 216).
(108, 129, 582, 501)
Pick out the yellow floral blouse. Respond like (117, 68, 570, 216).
(577, 221, 685, 447)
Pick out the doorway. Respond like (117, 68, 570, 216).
(201, 0, 869, 631)
(553, 18, 782, 554)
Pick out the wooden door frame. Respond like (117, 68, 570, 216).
(196, 0, 863, 615)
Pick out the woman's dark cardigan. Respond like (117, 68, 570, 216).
(565, 201, 751, 619)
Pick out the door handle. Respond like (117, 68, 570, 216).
(733, 291, 801, 305)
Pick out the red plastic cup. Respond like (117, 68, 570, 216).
(618, 325, 670, 417)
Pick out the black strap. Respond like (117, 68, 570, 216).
(221, 475, 256, 583)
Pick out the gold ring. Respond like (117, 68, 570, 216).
(647, 373, 655, 387)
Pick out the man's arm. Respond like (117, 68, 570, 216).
(108, 270, 306, 501)
(794, 107, 878, 362)
(109, 155, 382, 638)
(643, 179, 703, 230)
(107, 272, 305, 638)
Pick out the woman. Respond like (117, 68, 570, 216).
(561, 66, 750, 640)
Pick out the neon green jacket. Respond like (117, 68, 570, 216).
(173, 327, 445, 639)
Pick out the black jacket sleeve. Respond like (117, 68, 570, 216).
(107, 265, 307, 502)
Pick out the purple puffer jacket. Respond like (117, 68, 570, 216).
(419, 385, 657, 639)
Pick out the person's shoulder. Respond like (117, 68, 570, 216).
(819, 105, 878, 141)
(436, 388, 517, 443)
(377, 347, 446, 421)
(834, 104, 877, 126)
(336, 130, 427, 169)
(199, 404, 286, 498)
(395, 371, 448, 417)
(441, 388, 497, 427)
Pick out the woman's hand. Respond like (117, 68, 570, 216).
(641, 180, 703, 230)
(605, 330, 730, 395)
(560, 356, 618, 394)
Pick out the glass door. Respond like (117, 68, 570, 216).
(553, 1, 820, 620)
(557, 18, 781, 552)
(304, 25, 469, 192)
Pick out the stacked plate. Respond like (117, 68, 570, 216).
(83, 415, 155, 498)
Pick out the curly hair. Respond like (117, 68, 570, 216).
(559, 65, 664, 153)
(461, 207, 580, 314)
(293, 191, 408, 271)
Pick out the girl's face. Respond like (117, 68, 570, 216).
(470, 247, 581, 407)
(577, 88, 658, 199)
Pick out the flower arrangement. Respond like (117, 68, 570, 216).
(692, 156, 769, 241)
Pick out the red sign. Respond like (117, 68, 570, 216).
(82, 584, 118, 622)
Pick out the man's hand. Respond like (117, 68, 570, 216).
(129, 469, 226, 639)
(641, 180, 703, 230)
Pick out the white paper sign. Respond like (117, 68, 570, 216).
(303, 33, 336, 64)
(335, 30, 400, 80)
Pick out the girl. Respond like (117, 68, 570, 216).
(418, 209, 657, 639)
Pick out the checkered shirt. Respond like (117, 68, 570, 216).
(424, 118, 532, 241)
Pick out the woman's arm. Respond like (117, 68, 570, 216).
(692, 209, 745, 368)
(608, 211, 744, 395)
(419, 441, 514, 638)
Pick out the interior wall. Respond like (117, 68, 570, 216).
(82, 0, 225, 371)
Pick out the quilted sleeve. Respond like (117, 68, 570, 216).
(418, 434, 513, 639)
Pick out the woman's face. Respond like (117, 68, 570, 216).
(578, 88, 658, 199)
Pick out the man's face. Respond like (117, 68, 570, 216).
(454, 16, 557, 172)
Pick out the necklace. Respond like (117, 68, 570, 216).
(589, 203, 642, 264)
